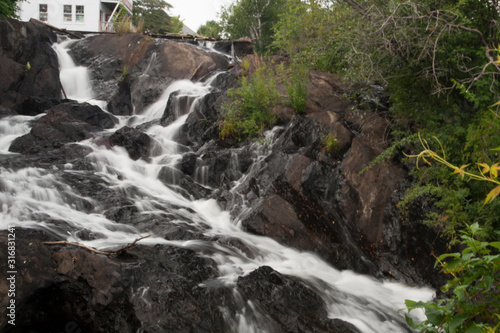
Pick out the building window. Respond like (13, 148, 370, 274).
(39, 4, 48, 21)
(63, 5, 72, 22)
(76, 6, 84, 23)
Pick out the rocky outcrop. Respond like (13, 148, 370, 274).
(0, 18, 61, 99)
(109, 126, 152, 161)
(0, 230, 360, 332)
(69, 34, 237, 114)
(9, 101, 116, 155)
(236, 266, 361, 333)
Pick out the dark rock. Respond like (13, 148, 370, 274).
(0, 143, 93, 171)
(158, 165, 183, 185)
(109, 126, 152, 161)
(9, 101, 115, 155)
(175, 91, 224, 149)
(180, 153, 197, 176)
(0, 91, 62, 116)
(237, 266, 361, 333)
(210, 39, 254, 58)
(107, 77, 133, 116)
(0, 18, 62, 98)
(0, 229, 235, 333)
(69, 35, 230, 113)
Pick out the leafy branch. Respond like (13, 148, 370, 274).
(406, 133, 500, 205)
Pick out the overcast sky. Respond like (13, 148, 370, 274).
(167, 0, 234, 32)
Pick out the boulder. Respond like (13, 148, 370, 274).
(109, 126, 152, 161)
(236, 266, 361, 333)
(107, 78, 133, 116)
(0, 18, 61, 98)
(0, 91, 61, 117)
(9, 101, 115, 155)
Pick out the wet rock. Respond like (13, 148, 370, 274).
(9, 101, 115, 155)
(0, 91, 62, 116)
(0, 18, 62, 98)
(180, 153, 197, 176)
(210, 39, 254, 58)
(236, 266, 361, 333)
(107, 77, 133, 116)
(0, 229, 236, 333)
(273, 116, 325, 156)
(70, 34, 231, 113)
(176, 91, 225, 149)
(109, 126, 152, 161)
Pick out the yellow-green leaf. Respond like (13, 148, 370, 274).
(491, 163, 500, 178)
(484, 185, 500, 205)
(477, 163, 490, 175)
(453, 164, 469, 178)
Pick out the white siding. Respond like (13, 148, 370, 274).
(19, 1, 105, 32)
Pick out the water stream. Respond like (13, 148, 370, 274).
(0, 39, 434, 332)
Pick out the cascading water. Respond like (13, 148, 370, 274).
(0, 37, 435, 332)
(52, 40, 95, 102)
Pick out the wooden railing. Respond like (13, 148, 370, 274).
(99, 21, 115, 32)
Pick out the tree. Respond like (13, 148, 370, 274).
(133, 0, 175, 34)
(197, 20, 222, 39)
(0, 0, 23, 18)
(169, 15, 183, 34)
(219, 0, 287, 53)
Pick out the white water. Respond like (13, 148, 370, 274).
(0, 114, 44, 153)
(52, 40, 95, 102)
(0, 39, 434, 332)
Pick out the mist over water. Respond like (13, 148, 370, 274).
(0, 39, 434, 332)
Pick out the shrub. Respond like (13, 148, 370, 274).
(219, 61, 280, 142)
(322, 133, 340, 155)
(286, 61, 309, 113)
(405, 223, 500, 333)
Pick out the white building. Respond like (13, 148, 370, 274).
(18, 0, 133, 33)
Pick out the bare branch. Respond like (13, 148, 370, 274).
(43, 235, 151, 256)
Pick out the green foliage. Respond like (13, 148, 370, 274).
(219, 61, 280, 141)
(133, 0, 177, 34)
(405, 223, 500, 333)
(286, 61, 309, 113)
(398, 183, 472, 242)
(0, 0, 23, 18)
(273, 0, 341, 71)
(113, 4, 133, 35)
(219, 0, 287, 53)
(322, 134, 340, 155)
(360, 133, 421, 174)
(197, 20, 222, 39)
(169, 15, 183, 34)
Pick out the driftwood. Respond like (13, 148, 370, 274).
(43, 235, 151, 256)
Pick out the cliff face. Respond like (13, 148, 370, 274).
(0, 18, 444, 332)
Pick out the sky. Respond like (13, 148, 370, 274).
(166, 0, 234, 32)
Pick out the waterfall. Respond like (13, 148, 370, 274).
(52, 40, 95, 101)
(0, 38, 434, 333)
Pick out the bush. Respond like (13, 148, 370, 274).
(321, 133, 340, 155)
(219, 60, 280, 142)
(286, 62, 309, 113)
(405, 223, 500, 333)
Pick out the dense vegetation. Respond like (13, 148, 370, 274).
(197, 20, 222, 39)
(214, 0, 500, 331)
(133, 0, 182, 34)
(0, 0, 22, 18)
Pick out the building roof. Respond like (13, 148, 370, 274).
(181, 24, 195, 35)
